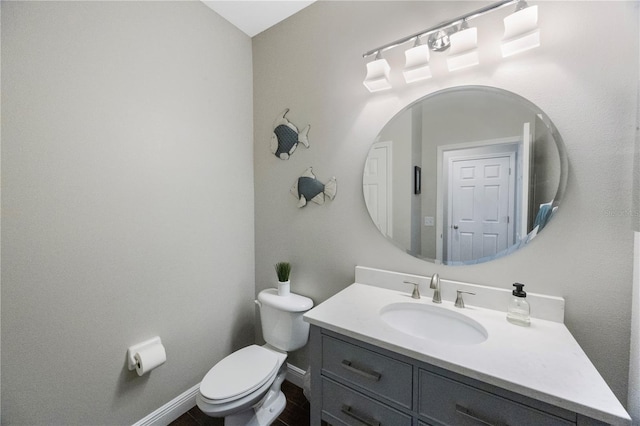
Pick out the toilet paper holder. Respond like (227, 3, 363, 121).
(127, 336, 163, 371)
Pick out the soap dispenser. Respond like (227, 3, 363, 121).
(507, 283, 530, 327)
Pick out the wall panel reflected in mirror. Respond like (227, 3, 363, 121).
(363, 86, 567, 265)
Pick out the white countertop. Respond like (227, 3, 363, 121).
(304, 282, 631, 425)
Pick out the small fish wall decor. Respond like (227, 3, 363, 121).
(291, 167, 337, 208)
(271, 109, 310, 160)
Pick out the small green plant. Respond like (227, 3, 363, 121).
(274, 262, 291, 282)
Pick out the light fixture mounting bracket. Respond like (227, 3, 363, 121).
(427, 26, 456, 52)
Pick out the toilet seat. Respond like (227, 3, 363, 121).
(199, 345, 286, 404)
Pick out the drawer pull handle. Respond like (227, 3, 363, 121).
(341, 404, 381, 426)
(455, 404, 509, 426)
(341, 360, 382, 381)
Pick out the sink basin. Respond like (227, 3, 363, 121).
(380, 302, 488, 345)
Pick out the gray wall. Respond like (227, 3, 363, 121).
(1, 1, 255, 424)
(253, 0, 638, 405)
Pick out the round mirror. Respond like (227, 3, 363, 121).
(363, 86, 567, 265)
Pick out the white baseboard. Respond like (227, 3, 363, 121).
(285, 362, 306, 389)
(133, 364, 307, 425)
(132, 383, 199, 426)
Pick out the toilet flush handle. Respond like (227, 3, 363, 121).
(255, 300, 262, 308)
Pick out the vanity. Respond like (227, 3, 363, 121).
(303, 267, 631, 426)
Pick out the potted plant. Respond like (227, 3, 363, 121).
(274, 262, 291, 296)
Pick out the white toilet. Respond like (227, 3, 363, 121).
(196, 288, 313, 426)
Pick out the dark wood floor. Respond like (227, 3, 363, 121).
(170, 380, 310, 426)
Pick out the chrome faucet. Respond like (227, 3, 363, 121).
(430, 273, 441, 303)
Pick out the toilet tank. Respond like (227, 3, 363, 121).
(257, 289, 314, 352)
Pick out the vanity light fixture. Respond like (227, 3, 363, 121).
(363, 51, 392, 92)
(403, 37, 432, 83)
(362, 0, 540, 92)
(501, 1, 540, 57)
(447, 20, 479, 72)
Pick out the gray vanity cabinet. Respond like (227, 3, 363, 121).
(309, 326, 609, 426)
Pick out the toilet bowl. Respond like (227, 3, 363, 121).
(196, 289, 313, 426)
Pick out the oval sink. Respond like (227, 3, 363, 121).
(380, 302, 488, 345)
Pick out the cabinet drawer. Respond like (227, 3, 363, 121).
(322, 335, 412, 409)
(322, 378, 412, 426)
(419, 369, 575, 426)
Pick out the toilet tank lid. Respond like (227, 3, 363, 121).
(258, 289, 313, 312)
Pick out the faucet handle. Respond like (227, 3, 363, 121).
(403, 281, 421, 299)
(455, 290, 475, 308)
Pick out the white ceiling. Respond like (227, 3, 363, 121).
(202, 1, 316, 37)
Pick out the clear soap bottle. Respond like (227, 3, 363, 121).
(507, 283, 530, 327)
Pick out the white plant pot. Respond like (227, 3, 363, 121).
(278, 280, 290, 296)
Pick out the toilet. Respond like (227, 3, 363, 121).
(196, 288, 313, 426)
